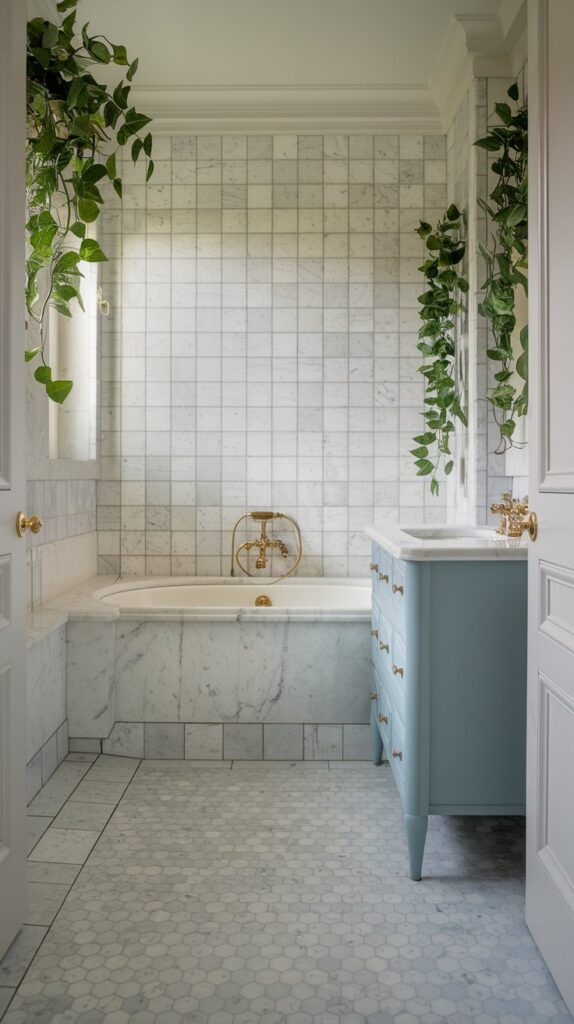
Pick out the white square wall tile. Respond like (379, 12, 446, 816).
(304, 725, 343, 760)
(263, 724, 303, 760)
(185, 724, 223, 760)
(223, 724, 263, 760)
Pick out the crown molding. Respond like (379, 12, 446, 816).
(128, 84, 442, 135)
(429, 4, 526, 131)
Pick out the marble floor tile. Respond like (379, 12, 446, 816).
(64, 752, 98, 763)
(28, 828, 101, 865)
(139, 758, 232, 769)
(1, 762, 571, 1024)
(0, 927, 46, 987)
(26, 816, 52, 855)
(68, 778, 129, 804)
(25, 883, 69, 926)
(84, 755, 139, 782)
(27, 862, 80, 886)
(51, 800, 115, 831)
(0, 987, 14, 1019)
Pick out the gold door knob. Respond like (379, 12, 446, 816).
(392, 584, 404, 595)
(379, 641, 389, 652)
(378, 713, 388, 724)
(370, 628, 378, 638)
(16, 512, 43, 537)
(378, 572, 389, 583)
(392, 749, 403, 760)
(392, 665, 404, 678)
(370, 691, 377, 700)
(369, 562, 378, 572)
(523, 511, 538, 541)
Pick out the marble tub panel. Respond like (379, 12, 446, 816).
(114, 620, 197, 721)
(66, 621, 116, 739)
(26, 625, 66, 761)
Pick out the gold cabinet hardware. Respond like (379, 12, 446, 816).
(369, 562, 378, 572)
(16, 512, 43, 537)
(378, 713, 388, 724)
(490, 493, 539, 542)
(392, 665, 404, 678)
(392, 748, 403, 760)
(392, 584, 404, 595)
(379, 641, 389, 653)
(378, 572, 389, 583)
(370, 691, 377, 700)
(370, 628, 378, 638)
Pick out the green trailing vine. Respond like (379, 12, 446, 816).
(475, 81, 528, 452)
(26, 0, 154, 403)
(412, 205, 469, 496)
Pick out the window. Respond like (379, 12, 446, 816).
(48, 257, 98, 461)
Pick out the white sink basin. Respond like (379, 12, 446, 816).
(400, 526, 496, 541)
(364, 522, 527, 561)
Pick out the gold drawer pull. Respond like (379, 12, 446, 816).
(392, 583, 404, 595)
(378, 572, 389, 583)
(369, 562, 378, 572)
(370, 628, 378, 638)
(392, 749, 403, 761)
(370, 691, 377, 700)
(379, 641, 389, 653)
(392, 665, 404, 678)
(378, 713, 388, 724)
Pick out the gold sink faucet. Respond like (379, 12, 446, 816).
(490, 493, 538, 541)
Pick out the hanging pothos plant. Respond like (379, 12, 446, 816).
(411, 205, 469, 496)
(475, 81, 528, 452)
(26, 0, 154, 403)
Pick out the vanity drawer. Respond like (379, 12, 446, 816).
(373, 608, 392, 667)
(370, 545, 392, 603)
(389, 709, 405, 794)
(390, 558, 406, 632)
(374, 676, 391, 748)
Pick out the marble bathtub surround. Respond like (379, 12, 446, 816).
(1, 759, 569, 1023)
(26, 615, 69, 804)
(97, 132, 451, 579)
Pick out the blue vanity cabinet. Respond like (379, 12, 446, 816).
(369, 542, 527, 880)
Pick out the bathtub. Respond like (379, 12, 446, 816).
(94, 576, 370, 618)
(63, 577, 373, 761)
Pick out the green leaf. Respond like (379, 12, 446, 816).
(105, 153, 117, 179)
(46, 379, 73, 404)
(25, 348, 41, 363)
(79, 237, 108, 262)
(495, 102, 512, 125)
(475, 136, 503, 151)
(89, 40, 111, 63)
(505, 203, 527, 227)
(78, 197, 100, 222)
(430, 478, 439, 496)
(112, 44, 128, 65)
(126, 57, 139, 81)
(143, 131, 153, 157)
(34, 365, 52, 384)
(56, 0, 78, 11)
(507, 81, 519, 102)
(112, 178, 123, 198)
(445, 460, 454, 475)
(410, 446, 429, 459)
(500, 419, 516, 437)
(145, 159, 154, 182)
(415, 459, 434, 476)
(69, 221, 86, 239)
(446, 204, 460, 221)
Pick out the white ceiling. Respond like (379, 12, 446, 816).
(78, 0, 503, 89)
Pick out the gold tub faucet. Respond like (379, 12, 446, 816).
(230, 511, 302, 578)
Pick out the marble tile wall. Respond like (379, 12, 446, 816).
(26, 625, 68, 804)
(97, 132, 450, 578)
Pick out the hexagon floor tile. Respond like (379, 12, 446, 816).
(2, 760, 572, 1023)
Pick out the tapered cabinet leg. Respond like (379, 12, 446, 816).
(404, 813, 428, 880)
(371, 706, 383, 765)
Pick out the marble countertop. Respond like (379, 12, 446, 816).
(365, 523, 529, 561)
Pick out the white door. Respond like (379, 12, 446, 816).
(0, 0, 28, 959)
(526, 0, 574, 1014)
